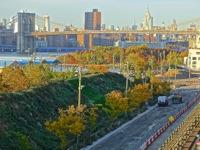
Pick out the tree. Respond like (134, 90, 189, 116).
(45, 105, 86, 149)
(104, 91, 128, 121)
(84, 106, 98, 132)
(24, 64, 52, 87)
(58, 54, 79, 64)
(127, 84, 151, 111)
(127, 53, 147, 72)
(1, 66, 29, 92)
(87, 65, 108, 74)
(150, 76, 171, 96)
(166, 51, 182, 68)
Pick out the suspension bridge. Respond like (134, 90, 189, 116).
(2, 11, 200, 52)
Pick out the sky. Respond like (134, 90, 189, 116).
(1, 0, 200, 28)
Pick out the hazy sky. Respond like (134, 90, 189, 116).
(1, 0, 200, 28)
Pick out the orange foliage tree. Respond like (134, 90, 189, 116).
(45, 105, 86, 149)
(127, 83, 151, 111)
(104, 91, 128, 120)
(59, 54, 79, 64)
(1, 66, 29, 92)
(150, 76, 171, 96)
(87, 65, 109, 74)
(23, 64, 52, 87)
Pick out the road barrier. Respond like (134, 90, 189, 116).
(139, 94, 200, 150)
(160, 105, 200, 149)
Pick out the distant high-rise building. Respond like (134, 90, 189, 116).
(43, 15, 50, 32)
(101, 24, 106, 30)
(171, 19, 177, 31)
(143, 8, 153, 30)
(109, 25, 115, 31)
(84, 9, 101, 30)
(0, 18, 7, 29)
(132, 25, 137, 31)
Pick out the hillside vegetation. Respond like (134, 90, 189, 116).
(0, 73, 126, 150)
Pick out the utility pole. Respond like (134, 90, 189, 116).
(188, 57, 191, 79)
(189, 67, 191, 79)
(150, 50, 153, 96)
(125, 62, 129, 96)
(169, 51, 171, 82)
(112, 53, 115, 69)
(78, 66, 82, 107)
(160, 51, 163, 74)
(175, 57, 177, 80)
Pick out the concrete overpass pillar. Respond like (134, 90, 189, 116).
(77, 33, 85, 47)
(89, 33, 93, 49)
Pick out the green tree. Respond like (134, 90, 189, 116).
(15, 132, 32, 150)
(84, 106, 98, 132)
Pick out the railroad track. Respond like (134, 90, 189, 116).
(159, 104, 200, 150)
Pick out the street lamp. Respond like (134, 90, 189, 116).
(125, 62, 129, 96)
(125, 62, 136, 96)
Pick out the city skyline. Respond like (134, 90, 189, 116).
(1, 0, 200, 28)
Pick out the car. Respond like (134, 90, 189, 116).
(196, 140, 200, 150)
(158, 96, 169, 107)
(172, 93, 183, 104)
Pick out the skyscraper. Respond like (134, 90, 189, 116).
(84, 9, 101, 30)
(143, 8, 153, 30)
(43, 15, 50, 32)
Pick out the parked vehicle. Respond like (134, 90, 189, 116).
(158, 96, 168, 107)
(196, 141, 200, 150)
(172, 93, 183, 104)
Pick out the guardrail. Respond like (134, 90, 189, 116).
(159, 104, 200, 149)
(139, 94, 200, 150)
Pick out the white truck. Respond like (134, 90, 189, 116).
(158, 96, 169, 107)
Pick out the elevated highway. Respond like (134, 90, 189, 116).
(31, 30, 198, 36)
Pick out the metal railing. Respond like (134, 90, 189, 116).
(159, 101, 200, 149)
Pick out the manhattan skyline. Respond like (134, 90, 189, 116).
(1, 0, 200, 27)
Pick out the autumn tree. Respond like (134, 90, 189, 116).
(125, 52, 148, 79)
(125, 45, 148, 56)
(58, 54, 79, 64)
(45, 105, 86, 149)
(166, 51, 182, 68)
(92, 46, 113, 64)
(24, 64, 52, 87)
(127, 84, 151, 111)
(150, 76, 171, 96)
(104, 91, 128, 121)
(1, 66, 29, 92)
(87, 65, 108, 74)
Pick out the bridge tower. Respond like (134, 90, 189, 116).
(17, 11, 35, 53)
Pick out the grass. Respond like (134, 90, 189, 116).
(0, 73, 126, 150)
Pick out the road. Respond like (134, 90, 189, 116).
(147, 92, 199, 150)
(82, 87, 198, 150)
